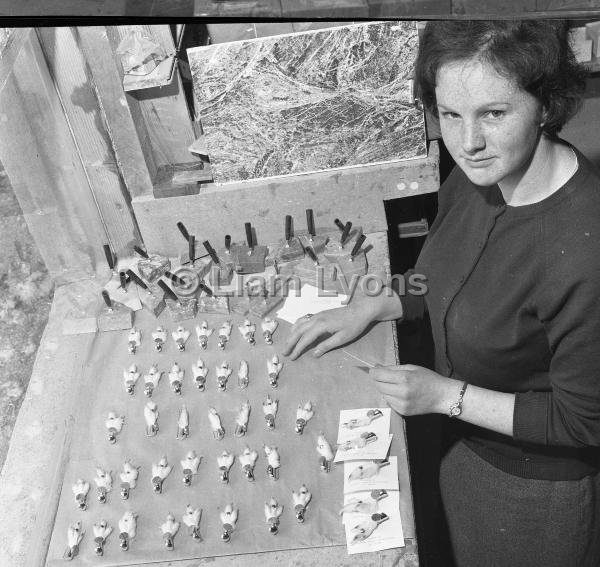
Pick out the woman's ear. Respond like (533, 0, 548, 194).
(539, 107, 549, 128)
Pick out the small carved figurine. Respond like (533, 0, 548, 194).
(217, 320, 233, 350)
(63, 521, 84, 561)
(171, 326, 191, 352)
(152, 326, 167, 352)
(338, 431, 378, 451)
(264, 497, 283, 535)
(192, 359, 209, 391)
(182, 505, 202, 541)
(151, 456, 173, 493)
(264, 445, 280, 480)
(180, 450, 201, 486)
(295, 401, 314, 434)
(234, 401, 251, 437)
(216, 361, 232, 392)
(160, 513, 180, 551)
(195, 321, 213, 350)
(144, 364, 162, 397)
(239, 447, 258, 482)
(262, 395, 278, 430)
(220, 503, 238, 543)
(94, 467, 112, 504)
(144, 401, 159, 437)
(342, 409, 384, 430)
(119, 461, 139, 500)
(168, 362, 184, 395)
(177, 405, 189, 440)
(347, 460, 390, 482)
(267, 354, 283, 388)
(292, 485, 312, 523)
(71, 479, 89, 511)
(238, 319, 256, 345)
(92, 520, 112, 556)
(261, 317, 278, 345)
(316, 433, 334, 473)
(339, 489, 388, 516)
(208, 407, 225, 440)
(127, 327, 141, 354)
(238, 359, 249, 389)
(349, 513, 389, 544)
(123, 364, 140, 395)
(217, 451, 234, 484)
(105, 412, 125, 444)
(118, 511, 137, 551)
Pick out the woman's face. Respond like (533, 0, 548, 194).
(435, 57, 544, 188)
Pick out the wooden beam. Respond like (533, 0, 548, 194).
(133, 141, 440, 257)
(0, 29, 107, 282)
(77, 26, 156, 199)
(194, 0, 283, 16)
(37, 27, 142, 255)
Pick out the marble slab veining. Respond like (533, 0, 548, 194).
(188, 21, 427, 185)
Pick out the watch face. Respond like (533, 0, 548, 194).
(449, 404, 461, 417)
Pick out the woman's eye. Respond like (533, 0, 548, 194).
(441, 112, 460, 119)
(486, 110, 505, 119)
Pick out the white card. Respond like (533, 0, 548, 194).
(276, 283, 348, 324)
(334, 433, 393, 463)
(344, 456, 399, 493)
(337, 408, 391, 444)
(344, 490, 404, 554)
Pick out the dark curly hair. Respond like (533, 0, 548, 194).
(415, 20, 588, 136)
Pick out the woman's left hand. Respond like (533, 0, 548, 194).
(371, 364, 459, 416)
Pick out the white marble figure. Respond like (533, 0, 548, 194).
(292, 485, 312, 523)
(195, 321, 213, 350)
(238, 359, 249, 389)
(94, 467, 112, 504)
(295, 401, 314, 434)
(144, 401, 159, 437)
(128, 327, 141, 354)
(123, 364, 140, 395)
(234, 401, 251, 437)
(152, 326, 167, 352)
(338, 431, 378, 451)
(208, 407, 225, 440)
(262, 395, 279, 429)
(238, 319, 256, 345)
(118, 511, 137, 551)
(220, 503, 238, 542)
(105, 412, 125, 444)
(151, 456, 173, 493)
(342, 409, 384, 430)
(92, 520, 112, 556)
(217, 320, 233, 350)
(182, 505, 202, 540)
(168, 362, 184, 395)
(349, 513, 389, 544)
(160, 513, 180, 551)
(267, 354, 283, 388)
(217, 451, 235, 484)
(192, 358, 209, 391)
(316, 433, 334, 473)
(63, 521, 84, 560)
(261, 317, 278, 345)
(264, 497, 284, 535)
(119, 461, 139, 500)
(71, 479, 90, 511)
(177, 405, 189, 440)
(347, 460, 390, 482)
(239, 447, 258, 482)
(144, 364, 162, 397)
(264, 445, 281, 480)
(180, 450, 201, 486)
(216, 361, 232, 392)
(171, 325, 191, 352)
(339, 489, 388, 517)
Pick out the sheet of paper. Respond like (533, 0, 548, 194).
(334, 433, 393, 463)
(344, 456, 399, 494)
(344, 490, 405, 554)
(276, 283, 348, 324)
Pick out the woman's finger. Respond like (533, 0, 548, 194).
(312, 329, 351, 358)
(282, 317, 316, 356)
(286, 323, 331, 361)
(370, 367, 408, 384)
(373, 380, 403, 397)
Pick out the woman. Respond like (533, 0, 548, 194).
(283, 20, 600, 566)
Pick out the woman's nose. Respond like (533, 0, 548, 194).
(461, 121, 485, 154)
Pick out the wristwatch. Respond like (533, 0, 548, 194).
(448, 381, 468, 418)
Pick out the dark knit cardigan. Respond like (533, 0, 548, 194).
(401, 147, 600, 480)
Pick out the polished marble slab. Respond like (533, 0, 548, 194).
(188, 21, 427, 185)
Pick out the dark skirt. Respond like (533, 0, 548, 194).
(439, 440, 600, 567)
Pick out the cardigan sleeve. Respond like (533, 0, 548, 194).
(513, 197, 600, 448)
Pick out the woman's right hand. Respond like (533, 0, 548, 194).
(282, 287, 403, 360)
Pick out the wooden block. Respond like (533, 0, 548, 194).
(369, 0, 450, 16)
(207, 262, 234, 287)
(165, 297, 197, 321)
(324, 250, 368, 282)
(153, 161, 213, 198)
(453, 0, 535, 13)
(281, 0, 368, 17)
(137, 254, 171, 282)
(231, 244, 268, 274)
(274, 237, 305, 262)
(62, 317, 98, 335)
(133, 142, 440, 257)
(195, 0, 283, 16)
(123, 56, 176, 92)
(296, 232, 328, 255)
(197, 295, 230, 314)
(249, 294, 284, 318)
(139, 292, 166, 317)
(98, 303, 134, 331)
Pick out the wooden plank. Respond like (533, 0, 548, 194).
(452, 0, 536, 13)
(0, 28, 108, 282)
(369, 0, 451, 17)
(280, 0, 369, 17)
(0, 0, 126, 16)
(194, 0, 283, 16)
(37, 27, 142, 255)
(133, 141, 440, 257)
(537, 0, 600, 9)
(106, 25, 197, 172)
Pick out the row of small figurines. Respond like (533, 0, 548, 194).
(127, 318, 279, 355)
(63, 486, 312, 560)
(121, 354, 284, 399)
(105, 396, 313, 443)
